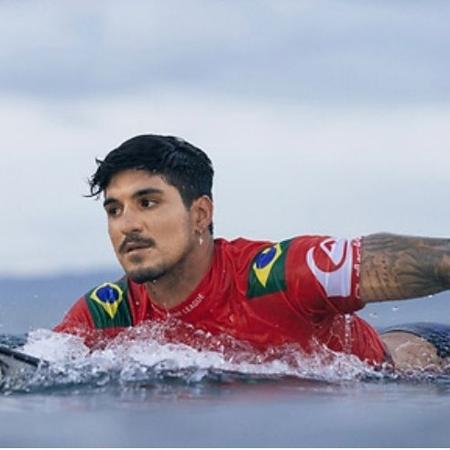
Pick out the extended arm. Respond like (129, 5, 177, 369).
(360, 233, 450, 303)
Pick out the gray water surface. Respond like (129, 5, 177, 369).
(1, 378, 450, 447)
(1, 274, 450, 447)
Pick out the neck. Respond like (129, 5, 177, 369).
(144, 236, 214, 310)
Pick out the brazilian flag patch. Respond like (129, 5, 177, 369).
(247, 239, 292, 298)
(85, 278, 132, 329)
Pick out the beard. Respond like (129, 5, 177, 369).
(127, 265, 167, 284)
(123, 239, 196, 285)
(121, 246, 169, 284)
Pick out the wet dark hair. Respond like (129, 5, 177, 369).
(88, 134, 214, 233)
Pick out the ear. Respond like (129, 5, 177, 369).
(191, 195, 213, 234)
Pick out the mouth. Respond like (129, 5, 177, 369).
(125, 243, 152, 254)
(120, 238, 155, 255)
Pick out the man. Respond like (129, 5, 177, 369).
(54, 135, 450, 370)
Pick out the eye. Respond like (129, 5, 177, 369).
(140, 198, 156, 208)
(105, 205, 121, 217)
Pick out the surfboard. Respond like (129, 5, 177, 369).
(0, 345, 46, 387)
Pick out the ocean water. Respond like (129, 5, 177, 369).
(1, 274, 450, 447)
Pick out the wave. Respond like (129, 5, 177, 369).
(2, 321, 449, 394)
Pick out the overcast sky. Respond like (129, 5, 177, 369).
(1, 0, 449, 276)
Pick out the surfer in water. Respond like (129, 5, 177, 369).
(54, 135, 450, 371)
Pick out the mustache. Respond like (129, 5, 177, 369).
(119, 235, 156, 254)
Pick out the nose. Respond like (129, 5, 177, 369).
(118, 206, 145, 235)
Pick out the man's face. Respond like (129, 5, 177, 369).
(103, 170, 197, 283)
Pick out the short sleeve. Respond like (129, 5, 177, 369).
(53, 297, 93, 332)
(286, 235, 363, 318)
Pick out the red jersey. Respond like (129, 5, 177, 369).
(54, 236, 387, 365)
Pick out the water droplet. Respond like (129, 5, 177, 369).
(427, 294, 434, 299)
(369, 312, 378, 318)
(343, 314, 353, 354)
(392, 306, 399, 312)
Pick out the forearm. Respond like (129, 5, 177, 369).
(360, 233, 450, 303)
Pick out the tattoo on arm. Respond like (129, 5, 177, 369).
(360, 233, 450, 303)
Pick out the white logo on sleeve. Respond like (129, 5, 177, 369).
(306, 238, 353, 298)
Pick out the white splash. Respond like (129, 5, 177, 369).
(20, 321, 379, 386)
(22, 328, 89, 362)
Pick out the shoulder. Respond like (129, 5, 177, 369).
(214, 236, 299, 298)
(215, 235, 319, 260)
(213, 237, 275, 269)
(82, 277, 134, 328)
(215, 237, 274, 256)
